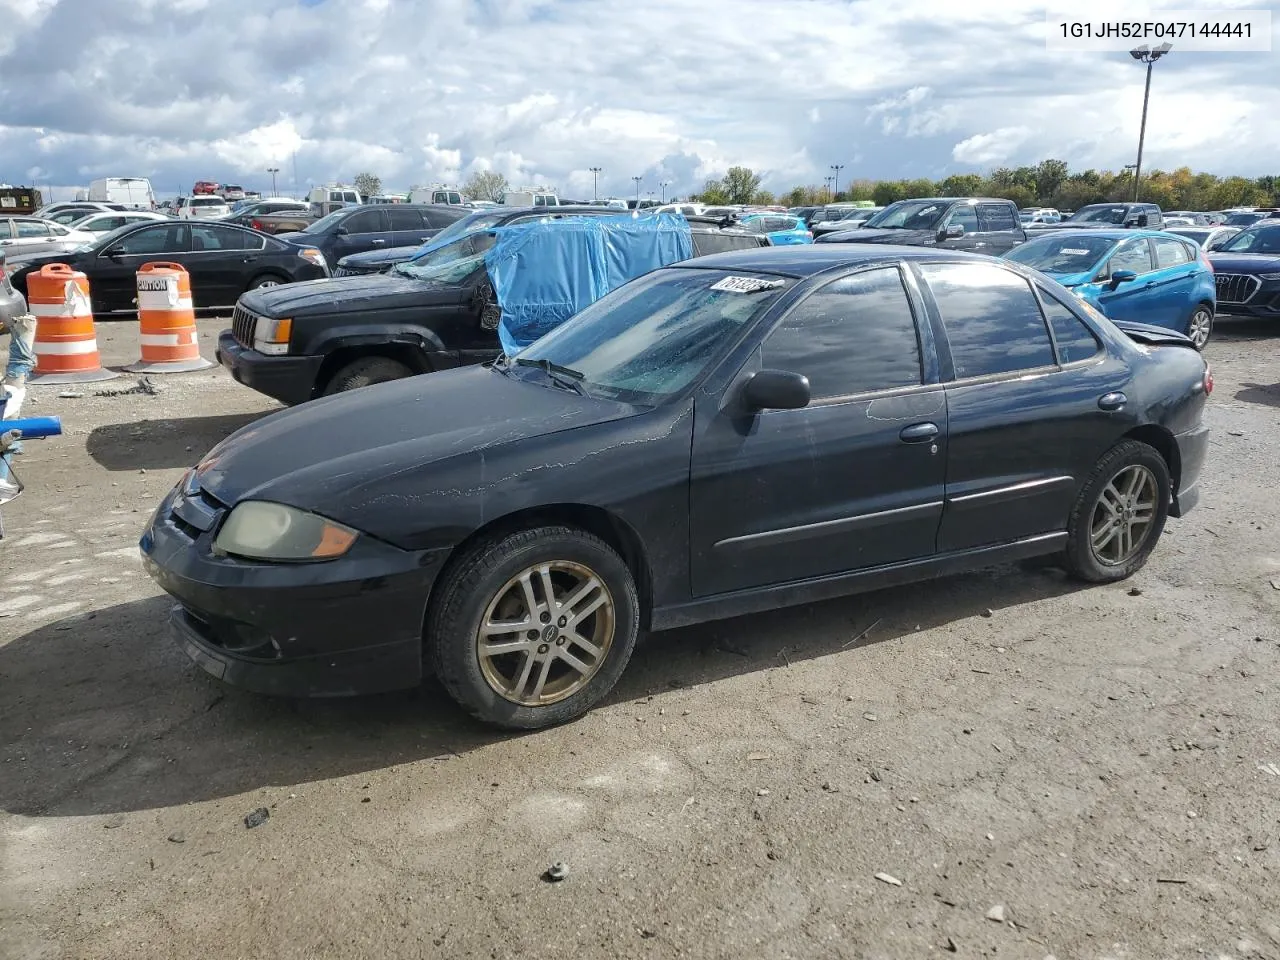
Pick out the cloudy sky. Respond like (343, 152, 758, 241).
(1, 0, 1277, 202)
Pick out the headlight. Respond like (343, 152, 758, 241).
(297, 247, 328, 273)
(253, 316, 291, 356)
(1258, 273, 1280, 280)
(213, 501, 358, 562)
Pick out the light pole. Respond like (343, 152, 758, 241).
(589, 166, 602, 201)
(266, 167, 280, 196)
(1129, 42, 1171, 202)
(660, 180, 671, 203)
(824, 176, 834, 201)
(830, 164, 844, 200)
(632, 175, 642, 204)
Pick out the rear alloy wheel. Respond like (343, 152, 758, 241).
(1185, 304, 1213, 351)
(1063, 440, 1170, 582)
(428, 526, 640, 729)
(322, 356, 414, 395)
(248, 275, 284, 290)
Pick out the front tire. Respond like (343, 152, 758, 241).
(427, 526, 641, 729)
(1063, 440, 1171, 583)
(1185, 303, 1213, 351)
(247, 273, 286, 291)
(322, 356, 413, 395)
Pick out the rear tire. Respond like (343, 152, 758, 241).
(1063, 440, 1171, 583)
(427, 525, 641, 729)
(247, 273, 287, 291)
(322, 356, 413, 395)
(1185, 303, 1213, 351)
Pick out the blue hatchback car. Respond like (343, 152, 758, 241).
(1004, 229, 1216, 350)
(736, 213, 814, 246)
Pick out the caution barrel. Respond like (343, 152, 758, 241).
(27, 263, 119, 384)
(124, 262, 213, 374)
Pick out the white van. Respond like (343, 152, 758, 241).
(88, 177, 156, 210)
(504, 189, 558, 207)
(306, 184, 362, 215)
(408, 185, 465, 205)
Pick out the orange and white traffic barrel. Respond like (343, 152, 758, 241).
(124, 262, 213, 373)
(26, 263, 119, 384)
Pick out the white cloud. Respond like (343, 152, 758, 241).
(952, 127, 1033, 164)
(0, 0, 1275, 201)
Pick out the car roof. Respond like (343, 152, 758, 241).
(677, 244, 985, 277)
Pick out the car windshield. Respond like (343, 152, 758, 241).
(393, 232, 497, 280)
(303, 209, 351, 233)
(191, 197, 224, 207)
(1224, 213, 1264, 226)
(1068, 205, 1129, 224)
(1004, 234, 1118, 274)
(72, 223, 137, 254)
(1217, 225, 1280, 254)
(509, 267, 791, 405)
(862, 200, 947, 230)
(415, 210, 508, 250)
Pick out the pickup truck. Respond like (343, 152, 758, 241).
(816, 197, 1029, 256)
(248, 207, 320, 235)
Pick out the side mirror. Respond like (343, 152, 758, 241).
(740, 369, 810, 412)
(1123, 217, 1140, 228)
(335, 226, 349, 236)
(1110, 269, 1138, 288)
(105, 246, 124, 259)
(944, 224, 964, 239)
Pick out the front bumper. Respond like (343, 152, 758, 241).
(1215, 278, 1280, 318)
(140, 477, 449, 697)
(1171, 423, 1209, 518)
(216, 330, 322, 406)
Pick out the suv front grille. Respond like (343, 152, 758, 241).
(231, 304, 258, 347)
(1215, 273, 1260, 304)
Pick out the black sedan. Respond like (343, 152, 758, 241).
(140, 246, 1211, 729)
(1207, 221, 1280, 319)
(5, 220, 327, 314)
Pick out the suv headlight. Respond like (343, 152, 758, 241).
(297, 247, 328, 273)
(253, 316, 291, 355)
(213, 501, 358, 561)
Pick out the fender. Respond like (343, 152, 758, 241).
(301, 323, 449, 358)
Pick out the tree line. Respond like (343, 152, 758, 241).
(692, 161, 1280, 211)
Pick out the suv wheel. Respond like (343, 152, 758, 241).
(322, 357, 413, 395)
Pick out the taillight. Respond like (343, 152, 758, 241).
(1203, 363, 1213, 396)
(251, 219, 262, 230)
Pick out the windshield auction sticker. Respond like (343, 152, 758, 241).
(711, 276, 786, 293)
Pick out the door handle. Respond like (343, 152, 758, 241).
(370, 239, 386, 245)
(899, 422, 939, 443)
(1098, 391, 1127, 411)
(1144, 281, 1157, 288)
(241, 256, 258, 263)
(419, 237, 430, 243)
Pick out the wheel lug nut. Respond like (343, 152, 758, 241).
(527, 630, 539, 640)
(537, 644, 549, 655)
(556, 637, 567, 646)
(540, 612, 551, 624)
(558, 616, 567, 627)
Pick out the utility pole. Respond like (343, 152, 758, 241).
(1129, 43, 1171, 202)
(266, 167, 280, 196)
(660, 180, 671, 203)
(589, 166, 602, 201)
(830, 164, 844, 200)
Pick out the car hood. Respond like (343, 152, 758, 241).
(5, 248, 91, 272)
(816, 227, 937, 244)
(237, 273, 469, 318)
(193, 364, 638, 532)
(1206, 252, 1280, 272)
(338, 246, 421, 267)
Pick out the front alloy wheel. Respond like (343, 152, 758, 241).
(477, 561, 615, 706)
(428, 525, 641, 729)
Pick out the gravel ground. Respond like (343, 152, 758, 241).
(2, 315, 1279, 960)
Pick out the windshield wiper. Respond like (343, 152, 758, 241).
(515, 357, 588, 395)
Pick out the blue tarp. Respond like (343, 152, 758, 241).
(487, 213, 693, 355)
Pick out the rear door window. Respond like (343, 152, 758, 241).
(977, 203, 1018, 231)
(15, 220, 50, 237)
(1153, 237, 1192, 268)
(388, 208, 427, 230)
(1037, 287, 1102, 363)
(920, 261, 1056, 378)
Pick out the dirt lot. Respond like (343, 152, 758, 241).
(2, 315, 1279, 960)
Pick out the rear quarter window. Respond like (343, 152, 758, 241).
(1037, 287, 1102, 363)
